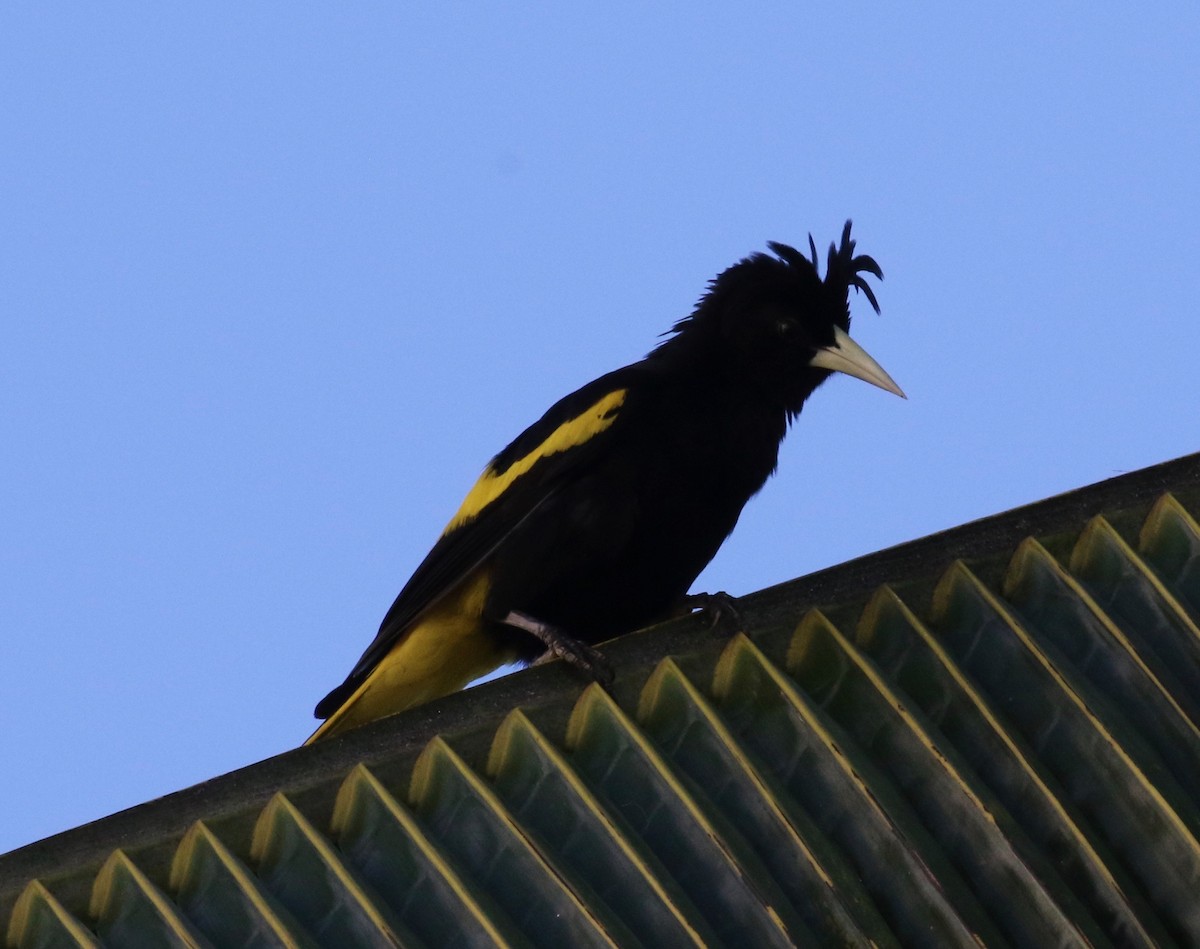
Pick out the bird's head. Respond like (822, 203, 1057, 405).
(655, 220, 904, 415)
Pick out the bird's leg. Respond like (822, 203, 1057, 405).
(679, 591, 743, 636)
(502, 610, 615, 689)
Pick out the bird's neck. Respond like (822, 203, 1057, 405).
(650, 337, 821, 424)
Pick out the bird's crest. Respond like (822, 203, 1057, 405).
(659, 220, 882, 347)
(766, 219, 883, 315)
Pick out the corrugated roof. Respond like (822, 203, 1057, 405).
(4, 453, 1200, 947)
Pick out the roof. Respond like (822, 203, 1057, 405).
(4, 452, 1200, 947)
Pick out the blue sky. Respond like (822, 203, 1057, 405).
(2, 4, 1198, 855)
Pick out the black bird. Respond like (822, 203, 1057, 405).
(308, 221, 903, 742)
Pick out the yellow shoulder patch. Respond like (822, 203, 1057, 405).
(443, 388, 627, 535)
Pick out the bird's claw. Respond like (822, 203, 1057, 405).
(681, 591, 742, 636)
(507, 610, 615, 690)
(533, 638, 615, 690)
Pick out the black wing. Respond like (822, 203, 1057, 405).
(314, 363, 644, 718)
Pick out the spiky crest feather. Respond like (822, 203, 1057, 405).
(656, 220, 881, 352)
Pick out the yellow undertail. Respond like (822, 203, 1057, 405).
(305, 570, 513, 744)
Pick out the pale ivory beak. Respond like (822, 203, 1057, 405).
(810, 325, 906, 398)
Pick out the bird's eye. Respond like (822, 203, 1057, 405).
(775, 317, 797, 338)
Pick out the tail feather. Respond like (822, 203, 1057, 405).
(306, 573, 511, 744)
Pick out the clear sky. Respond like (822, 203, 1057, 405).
(2, 4, 1198, 855)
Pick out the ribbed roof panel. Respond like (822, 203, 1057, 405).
(6, 476, 1200, 948)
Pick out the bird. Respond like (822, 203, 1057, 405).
(307, 221, 903, 743)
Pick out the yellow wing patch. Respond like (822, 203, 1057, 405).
(442, 387, 627, 535)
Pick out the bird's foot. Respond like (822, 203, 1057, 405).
(680, 591, 743, 636)
(504, 610, 615, 690)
